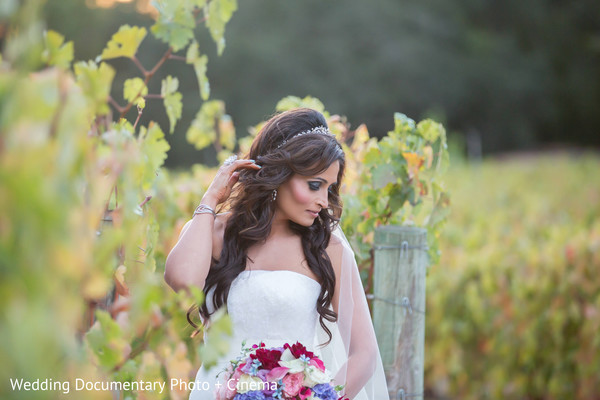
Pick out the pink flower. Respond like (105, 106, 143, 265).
(282, 372, 304, 397)
(214, 366, 241, 400)
(266, 366, 289, 381)
(236, 362, 247, 373)
(309, 358, 325, 372)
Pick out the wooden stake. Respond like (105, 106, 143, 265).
(372, 226, 428, 399)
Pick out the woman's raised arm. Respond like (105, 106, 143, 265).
(164, 158, 260, 292)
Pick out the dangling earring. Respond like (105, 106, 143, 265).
(272, 189, 277, 201)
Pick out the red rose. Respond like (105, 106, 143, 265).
(250, 348, 282, 370)
(284, 341, 315, 359)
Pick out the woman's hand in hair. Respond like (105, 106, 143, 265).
(202, 159, 261, 208)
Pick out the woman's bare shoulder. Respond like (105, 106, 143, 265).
(327, 232, 344, 248)
(326, 233, 345, 274)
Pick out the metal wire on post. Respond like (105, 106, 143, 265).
(366, 294, 426, 315)
(372, 226, 428, 400)
(396, 388, 424, 400)
(373, 241, 429, 259)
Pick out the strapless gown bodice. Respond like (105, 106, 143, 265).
(189, 269, 322, 400)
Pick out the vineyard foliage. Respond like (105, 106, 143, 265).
(425, 155, 600, 399)
(0, 1, 449, 399)
(1, 0, 238, 399)
(2, 1, 597, 400)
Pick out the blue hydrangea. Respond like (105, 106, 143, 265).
(312, 383, 338, 400)
(250, 359, 262, 375)
(271, 380, 284, 399)
(299, 354, 311, 363)
(233, 391, 266, 400)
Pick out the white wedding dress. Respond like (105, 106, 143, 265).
(188, 227, 391, 400)
(189, 269, 323, 400)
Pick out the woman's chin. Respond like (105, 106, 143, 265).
(292, 217, 317, 227)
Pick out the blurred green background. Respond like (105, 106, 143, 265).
(44, 0, 600, 167)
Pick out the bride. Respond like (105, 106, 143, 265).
(165, 108, 390, 400)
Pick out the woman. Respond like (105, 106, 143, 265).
(165, 108, 389, 400)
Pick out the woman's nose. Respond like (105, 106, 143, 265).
(316, 191, 328, 209)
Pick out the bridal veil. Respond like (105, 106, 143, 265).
(315, 226, 390, 400)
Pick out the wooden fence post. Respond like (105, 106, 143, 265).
(371, 226, 428, 400)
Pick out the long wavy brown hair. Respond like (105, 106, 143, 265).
(189, 108, 345, 345)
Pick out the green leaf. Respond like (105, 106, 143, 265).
(113, 118, 136, 137)
(151, 1, 196, 52)
(186, 100, 225, 150)
(218, 114, 236, 150)
(388, 185, 407, 214)
(217, 150, 233, 164)
(363, 146, 382, 167)
(276, 95, 325, 113)
(186, 41, 210, 100)
(416, 119, 443, 142)
(356, 218, 373, 235)
(74, 61, 115, 115)
(140, 122, 170, 190)
(123, 77, 148, 109)
(161, 76, 183, 133)
(406, 185, 418, 206)
(187, 285, 205, 306)
(113, 359, 139, 385)
(101, 25, 147, 60)
(144, 218, 160, 271)
(198, 308, 233, 369)
(425, 191, 450, 227)
(85, 310, 129, 370)
(371, 163, 396, 190)
(42, 30, 73, 68)
(206, 0, 238, 55)
(161, 74, 178, 95)
(435, 135, 450, 174)
(393, 112, 416, 134)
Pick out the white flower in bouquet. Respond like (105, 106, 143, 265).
(236, 374, 264, 394)
(303, 365, 331, 387)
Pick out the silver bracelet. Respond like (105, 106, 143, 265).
(193, 204, 217, 218)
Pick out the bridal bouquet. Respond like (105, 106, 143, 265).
(215, 341, 344, 400)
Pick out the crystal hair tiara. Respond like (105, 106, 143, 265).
(276, 125, 335, 149)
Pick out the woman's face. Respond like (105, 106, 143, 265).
(275, 160, 340, 227)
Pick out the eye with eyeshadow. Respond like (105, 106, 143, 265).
(309, 181, 336, 194)
(308, 182, 321, 191)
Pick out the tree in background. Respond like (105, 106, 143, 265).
(42, 0, 600, 167)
